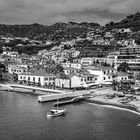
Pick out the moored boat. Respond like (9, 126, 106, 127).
(47, 109, 66, 117)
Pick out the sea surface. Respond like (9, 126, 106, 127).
(0, 91, 140, 140)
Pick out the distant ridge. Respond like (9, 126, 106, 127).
(105, 12, 140, 31)
(0, 22, 100, 40)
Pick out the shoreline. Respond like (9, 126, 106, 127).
(85, 98, 140, 114)
(1, 83, 140, 115)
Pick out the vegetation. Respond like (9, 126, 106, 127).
(0, 22, 100, 41)
(45, 64, 64, 75)
(117, 62, 131, 72)
(105, 12, 140, 31)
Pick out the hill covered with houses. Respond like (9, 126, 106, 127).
(0, 12, 140, 56)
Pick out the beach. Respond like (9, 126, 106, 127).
(87, 87, 140, 113)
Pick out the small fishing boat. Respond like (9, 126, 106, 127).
(47, 109, 66, 117)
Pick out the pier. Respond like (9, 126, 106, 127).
(38, 91, 91, 102)
(53, 96, 86, 106)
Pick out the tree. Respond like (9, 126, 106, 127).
(111, 62, 115, 68)
(101, 61, 110, 67)
(53, 64, 64, 75)
(13, 73, 18, 82)
(117, 62, 131, 72)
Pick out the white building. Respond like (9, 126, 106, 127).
(55, 71, 97, 88)
(86, 66, 116, 85)
(113, 72, 133, 83)
(8, 64, 29, 74)
(64, 67, 81, 75)
(18, 68, 55, 86)
(62, 62, 82, 69)
(81, 57, 93, 66)
(2, 51, 19, 57)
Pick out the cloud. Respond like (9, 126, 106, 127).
(0, 0, 139, 25)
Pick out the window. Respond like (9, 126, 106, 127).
(108, 76, 110, 79)
(125, 77, 127, 80)
(28, 77, 30, 81)
(81, 78, 83, 82)
(20, 76, 22, 79)
(44, 77, 48, 81)
(84, 79, 86, 82)
(38, 77, 40, 82)
(33, 77, 35, 81)
(104, 71, 106, 75)
(103, 77, 106, 80)
(95, 78, 97, 81)
(122, 77, 123, 80)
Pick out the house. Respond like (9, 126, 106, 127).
(9, 57, 23, 63)
(8, 64, 29, 74)
(2, 51, 19, 57)
(112, 72, 134, 83)
(18, 68, 55, 86)
(62, 62, 82, 69)
(64, 67, 81, 75)
(81, 57, 93, 66)
(86, 66, 116, 84)
(55, 71, 98, 89)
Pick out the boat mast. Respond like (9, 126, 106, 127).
(57, 99, 58, 110)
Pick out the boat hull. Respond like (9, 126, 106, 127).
(47, 109, 66, 117)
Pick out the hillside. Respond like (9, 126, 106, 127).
(0, 22, 100, 41)
(105, 12, 140, 31)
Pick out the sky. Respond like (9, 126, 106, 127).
(0, 0, 140, 25)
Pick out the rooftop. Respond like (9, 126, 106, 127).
(19, 68, 55, 77)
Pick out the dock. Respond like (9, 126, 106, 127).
(38, 91, 91, 102)
(53, 96, 86, 106)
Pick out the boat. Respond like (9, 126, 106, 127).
(47, 109, 66, 117)
(118, 97, 131, 104)
(47, 99, 66, 117)
(137, 124, 140, 127)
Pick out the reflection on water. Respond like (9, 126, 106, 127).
(0, 91, 140, 140)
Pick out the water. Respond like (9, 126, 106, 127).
(0, 91, 140, 140)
